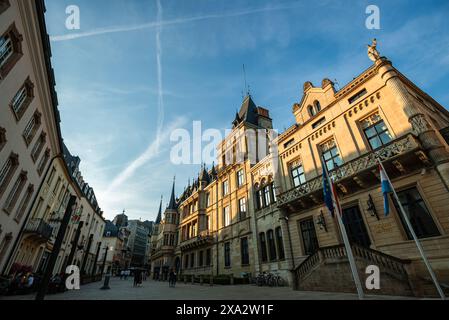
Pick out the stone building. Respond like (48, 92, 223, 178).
(150, 180, 179, 280)
(275, 44, 449, 296)
(128, 219, 151, 267)
(0, 0, 106, 282)
(0, 0, 63, 274)
(150, 42, 449, 297)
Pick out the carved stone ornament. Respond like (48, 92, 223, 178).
(367, 38, 381, 62)
(409, 114, 431, 135)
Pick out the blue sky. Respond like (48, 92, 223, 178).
(43, 0, 449, 221)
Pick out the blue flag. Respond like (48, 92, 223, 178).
(322, 167, 334, 216)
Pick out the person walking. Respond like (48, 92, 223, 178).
(169, 269, 177, 288)
(133, 270, 139, 287)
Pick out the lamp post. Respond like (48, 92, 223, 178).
(100, 246, 110, 290)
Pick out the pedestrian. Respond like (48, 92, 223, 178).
(120, 270, 124, 280)
(133, 270, 140, 287)
(169, 269, 177, 288)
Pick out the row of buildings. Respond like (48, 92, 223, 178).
(150, 44, 449, 296)
(0, 1, 155, 280)
(0, 0, 110, 281)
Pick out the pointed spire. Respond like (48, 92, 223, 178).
(155, 195, 163, 224)
(167, 176, 177, 210)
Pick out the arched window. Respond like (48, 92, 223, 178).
(308, 105, 315, 117)
(314, 100, 321, 112)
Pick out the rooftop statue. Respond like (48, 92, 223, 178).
(367, 38, 381, 62)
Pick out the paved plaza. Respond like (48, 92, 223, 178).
(0, 277, 420, 300)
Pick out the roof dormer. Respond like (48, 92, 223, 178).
(293, 79, 336, 125)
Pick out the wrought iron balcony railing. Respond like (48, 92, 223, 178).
(24, 218, 53, 241)
(277, 134, 423, 208)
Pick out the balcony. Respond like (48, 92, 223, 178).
(180, 231, 214, 251)
(24, 218, 53, 243)
(277, 134, 429, 213)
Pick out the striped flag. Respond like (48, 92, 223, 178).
(379, 164, 393, 216)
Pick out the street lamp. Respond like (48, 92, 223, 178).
(100, 246, 110, 290)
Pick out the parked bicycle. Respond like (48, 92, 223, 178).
(254, 272, 285, 287)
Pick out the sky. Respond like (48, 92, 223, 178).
(43, 0, 449, 222)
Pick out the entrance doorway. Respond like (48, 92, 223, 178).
(342, 205, 371, 248)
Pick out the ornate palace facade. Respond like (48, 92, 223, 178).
(149, 42, 449, 297)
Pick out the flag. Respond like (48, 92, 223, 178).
(379, 164, 393, 216)
(322, 165, 335, 216)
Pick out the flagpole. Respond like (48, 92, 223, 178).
(323, 160, 365, 300)
(377, 158, 446, 300)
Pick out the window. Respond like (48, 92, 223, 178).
(314, 100, 321, 112)
(3, 171, 27, 214)
(0, 23, 23, 80)
(47, 167, 56, 186)
(240, 237, 249, 265)
(237, 169, 244, 187)
(223, 206, 231, 227)
(10, 78, 34, 120)
(190, 253, 195, 268)
(238, 197, 247, 220)
(256, 189, 264, 210)
(312, 117, 326, 129)
(321, 139, 343, 171)
(291, 162, 306, 187)
(31, 132, 46, 162)
(14, 184, 33, 223)
(222, 180, 229, 196)
(224, 242, 231, 267)
(0, 127, 6, 152)
(271, 183, 277, 203)
(199, 251, 204, 267)
(205, 192, 210, 207)
(0, 153, 19, 199)
(308, 105, 316, 117)
(283, 139, 295, 149)
(23, 110, 42, 146)
(206, 248, 211, 266)
(0, 233, 13, 268)
(264, 185, 271, 206)
(393, 187, 440, 239)
(206, 215, 211, 230)
(275, 227, 285, 260)
(37, 148, 50, 175)
(259, 233, 268, 262)
(300, 219, 319, 255)
(267, 230, 277, 261)
(361, 113, 392, 150)
(184, 255, 189, 269)
(348, 88, 367, 104)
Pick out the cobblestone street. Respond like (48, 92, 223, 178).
(1, 277, 420, 300)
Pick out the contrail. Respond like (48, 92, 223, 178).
(106, 117, 186, 193)
(50, 2, 304, 42)
(155, 0, 164, 149)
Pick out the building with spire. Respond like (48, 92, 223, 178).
(150, 179, 180, 280)
(148, 42, 449, 297)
